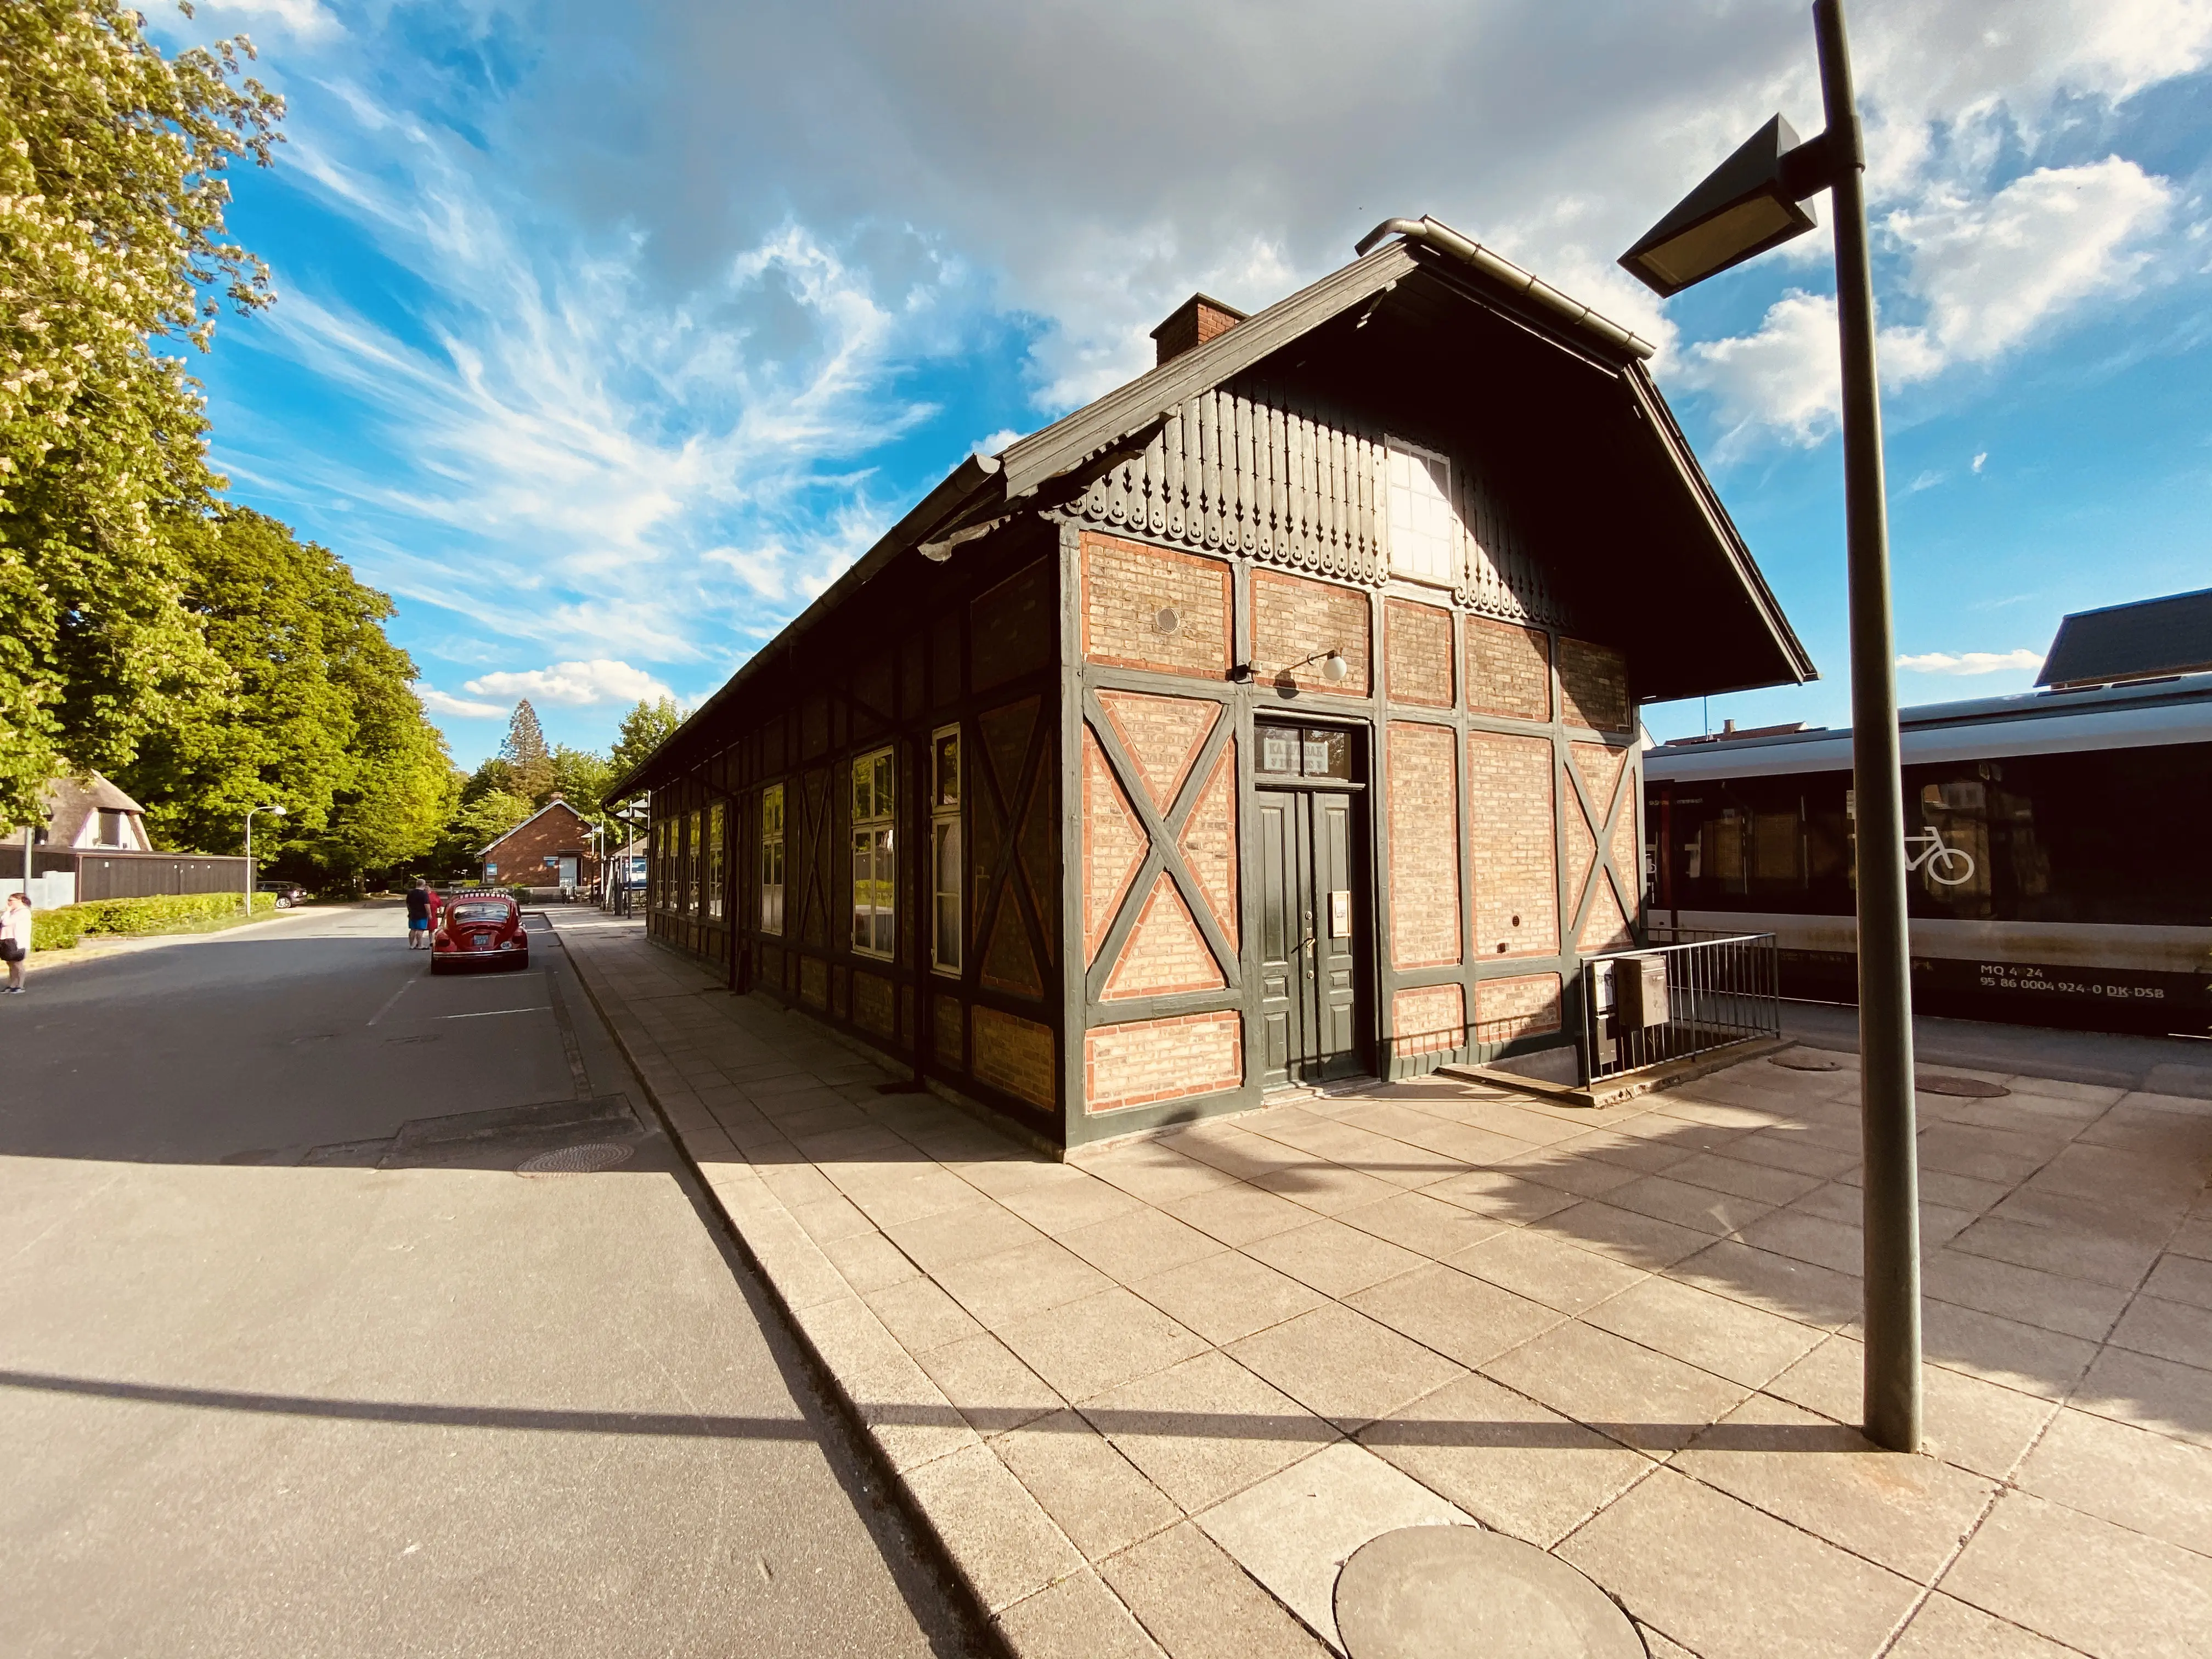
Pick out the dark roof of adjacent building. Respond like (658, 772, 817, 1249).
(2037, 587, 2212, 687)
(612, 217, 1816, 798)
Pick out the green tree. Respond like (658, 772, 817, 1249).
(116, 508, 453, 885)
(547, 743, 612, 809)
(610, 696, 681, 791)
(430, 787, 534, 876)
(0, 1, 283, 826)
(499, 699, 553, 800)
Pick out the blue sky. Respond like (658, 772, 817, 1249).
(160, 0, 2211, 765)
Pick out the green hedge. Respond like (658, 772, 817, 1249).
(31, 891, 276, 950)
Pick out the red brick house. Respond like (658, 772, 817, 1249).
(478, 797, 599, 895)
(608, 219, 1813, 1153)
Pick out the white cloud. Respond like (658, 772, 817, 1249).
(1677, 159, 2176, 448)
(415, 685, 510, 719)
(172, 0, 2212, 705)
(1897, 649, 2044, 675)
(460, 659, 676, 708)
(192, 0, 341, 40)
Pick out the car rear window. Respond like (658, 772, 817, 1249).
(448, 902, 510, 924)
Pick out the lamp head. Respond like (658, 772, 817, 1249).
(1619, 115, 1819, 297)
(1320, 651, 1350, 685)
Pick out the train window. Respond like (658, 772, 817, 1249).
(1654, 742, 2212, 928)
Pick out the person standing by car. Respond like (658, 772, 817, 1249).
(404, 878, 438, 950)
(1, 891, 31, 994)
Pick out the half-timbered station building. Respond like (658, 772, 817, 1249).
(610, 217, 1814, 1154)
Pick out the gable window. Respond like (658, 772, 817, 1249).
(760, 783, 786, 935)
(930, 726, 961, 973)
(851, 747, 895, 957)
(1383, 438, 1459, 586)
(705, 800, 725, 921)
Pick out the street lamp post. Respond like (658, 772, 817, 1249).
(1620, 0, 1921, 1451)
(242, 804, 287, 918)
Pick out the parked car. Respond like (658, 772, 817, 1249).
(257, 879, 309, 908)
(430, 890, 530, 974)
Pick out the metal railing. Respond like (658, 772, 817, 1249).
(1577, 930, 1780, 1084)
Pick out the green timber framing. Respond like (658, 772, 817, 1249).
(610, 219, 1815, 1155)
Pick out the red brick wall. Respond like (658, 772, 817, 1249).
(1468, 732, 1558, 958)
(1466, 618, 1552, 721)
(1476, 973, 1563, 1044)
(973, 1005, 1056, 1108)
(1099, 690, 1218, 811)
(1558, 636, 1632, 732)
(1104, 874, 1227, 1000)
(1251, 569, 1370, 694)
(1080, 533, 1231, 676)
(1082, 729, 1147, 963)
(1085, 1011, 1243, 1113)
(481, 803, 597, 887)
(1179, 742, 1238, 950)
(1385, 599, 1454, 707)
(1387, 720, 1461, 969)
(1086, 690, 1238, 985)
(853, 969, 894, 1036)
(1392, 983, 1465, 1057)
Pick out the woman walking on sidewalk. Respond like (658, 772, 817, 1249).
(1, 891, 31, 994)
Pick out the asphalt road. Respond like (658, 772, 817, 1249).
(0, 902, 986, 1658)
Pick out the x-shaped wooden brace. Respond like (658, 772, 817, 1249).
(970, 697, 1056, 995)
(1082, 689, 1241, 1006)
(1561, 741, 1636, 944)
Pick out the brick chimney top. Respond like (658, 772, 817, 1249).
(1149, 293, 1248, 367)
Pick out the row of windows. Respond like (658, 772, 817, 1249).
(675, 726, 967, 973)
(1651, 744, 2212, 927)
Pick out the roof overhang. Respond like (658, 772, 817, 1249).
(611, 217, 1810, 794)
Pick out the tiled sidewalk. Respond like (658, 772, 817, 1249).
(553, 913, 2212, 1659)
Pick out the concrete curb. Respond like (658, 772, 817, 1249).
(548, 920, 1026, 1659)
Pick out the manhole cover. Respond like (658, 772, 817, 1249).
(1917, 1073, 2009, 1098)
(1770, 1050, 1844, 1073)
(518, 1141, 635, 1176)
(1335, 1526, 1643, 1659)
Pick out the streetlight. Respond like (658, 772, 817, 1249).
(243, 804, 286, 917)
(1620, 0, 1922, 1452)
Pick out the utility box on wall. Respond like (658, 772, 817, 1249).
(1614, 952, 1671, 1029)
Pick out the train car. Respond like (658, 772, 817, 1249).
(1644, 670, 2212, 1033)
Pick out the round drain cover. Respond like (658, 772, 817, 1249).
(1916, 1073, 2008, 1098)
(518, 1141, 635, 1176)
(1770, 1049, 1843, 1073)
(1335, 1526, 1643, 1659)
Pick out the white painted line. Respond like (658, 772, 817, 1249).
(365, 977, 416, 1028)
(438, 1007, 552, 1020)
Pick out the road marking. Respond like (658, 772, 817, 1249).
(365, 976, 417, 1028)
(439, 1007, 552, 1020)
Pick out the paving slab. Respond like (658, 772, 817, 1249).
(1193, 1442, 1471, 1653)
(551, 913, 2212, 1659)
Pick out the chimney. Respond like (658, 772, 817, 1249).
(1149, 293, 1248, 367)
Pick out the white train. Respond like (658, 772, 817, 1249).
(1644, 669, 2212, 1034)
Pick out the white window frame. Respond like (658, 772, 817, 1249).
(930, 725, 962, 975)
(851, 747, 896, 959)
(704, 799, 725, 921)
(1381, 435, 1460, 588)
(759, 782, 786, 935)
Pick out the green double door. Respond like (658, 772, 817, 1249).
(1255, 781, 1365, 1088)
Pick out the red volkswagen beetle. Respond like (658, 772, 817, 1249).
(430, 890, 531, 973)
